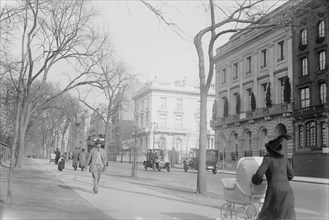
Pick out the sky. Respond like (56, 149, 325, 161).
(91, 1, 231, 85)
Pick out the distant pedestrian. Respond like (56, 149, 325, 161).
(78, 148, 87, 171)
(54, 148, 61, 165)
(252, 134, 295, 220)
(72, 147, 80, 171)
(87, 140, 107, 194)
(58, 155, 65, 171)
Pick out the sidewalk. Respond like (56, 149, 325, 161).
(1, 159, 221, 220)
(172, 164, 329, 185)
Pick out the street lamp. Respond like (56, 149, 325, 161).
(152, 122, 158, 149)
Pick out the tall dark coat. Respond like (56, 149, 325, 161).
(252, 153, 295, 220)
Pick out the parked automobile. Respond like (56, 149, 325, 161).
(183, 149, 219, 174)
(143, 149, 170, 172)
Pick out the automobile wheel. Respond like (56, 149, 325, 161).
(183, 164, 188, 172)
(212, 168, 217, 174)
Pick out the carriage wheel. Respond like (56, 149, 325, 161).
(220, 203, 232, 220)
(235, 207, 248, 220)
(246, 204, 258, 219)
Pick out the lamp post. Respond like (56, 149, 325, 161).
(152, 122, 158, 149)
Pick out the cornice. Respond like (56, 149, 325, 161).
(134, 87, 215, 101)
(215, 28, 274, 61)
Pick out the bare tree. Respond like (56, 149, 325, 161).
(0, 0, 111, 203)
(0, 0, 109, 170)
(78, 48, 131, 161)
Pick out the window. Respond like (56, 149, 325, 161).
(321, 122, 327, 146)
(246, 88, 252, 111)
(300, 88, 310, 108)
(301, 29, 307, 45)
(233, 63, 238, 80)
(261, 83, 267, 107)
(261, 49, 267, 68)
(318, 20, 325, 38)
(233, 93, 239, 114)
(298, 125, 303, 148)
(160, 97, 166, 108)
(319, 50, 326, 70)
(246, 56, 252, 74)
(279, 78, 285, 103)
(306, 121, 317, 147)
(175, 115, 183, 129)
(140, 114, 144, 128)
(176, 98, 182, 109)
(278, 41, 284, 61)
(319, 83, 327, 104)
(301, 57, 308, 76)
(159, 114, 166, 128)
(145, 112, 149, 127)
(221, 68, 226, 84)
(245, 131, 252, 151)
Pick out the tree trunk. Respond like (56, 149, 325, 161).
(197, 88, 208, 194)
(105, 101, 112, 161)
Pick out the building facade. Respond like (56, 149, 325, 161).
(211, 3, 295, 170)
(291, 0, 329, 178)
(132, 79, 215, 163)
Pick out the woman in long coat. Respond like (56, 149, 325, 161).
(252, 134, 295, 220)
(78, 148, 87, 171)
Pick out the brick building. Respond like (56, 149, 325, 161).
(291, 0, 329, 178)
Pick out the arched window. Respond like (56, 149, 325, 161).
(244, 131, 252, 156)
(258, 128, 268, 156)
(176, 138, 182, 152)
(318, 20, 325, 38)
(306, 121, 317, 147)
(301, 29, 307, 45)
(231, 133, 238, 160)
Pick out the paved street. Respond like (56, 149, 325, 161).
(1, 158, 328, 220)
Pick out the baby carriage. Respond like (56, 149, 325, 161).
(220, 157, 267, 220)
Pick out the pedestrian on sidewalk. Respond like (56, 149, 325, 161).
(54, 148, 61, 165)
(79, 148, 87, 171)
(72, 147, 80, 171)
(58, 155, 65, 171)
(252, 134, 295, 220)
(87, 140, 107, 194)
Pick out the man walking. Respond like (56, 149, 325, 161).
(87, 140, 107, 194)
(72, 147, 80, 171)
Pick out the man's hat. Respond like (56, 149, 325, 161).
(265, 134, 291, 156)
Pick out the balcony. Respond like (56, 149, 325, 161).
(211, 103, 294, 127)
(294, 104, 329, 120)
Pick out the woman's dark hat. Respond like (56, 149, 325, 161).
(265, 134, 291, 156)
